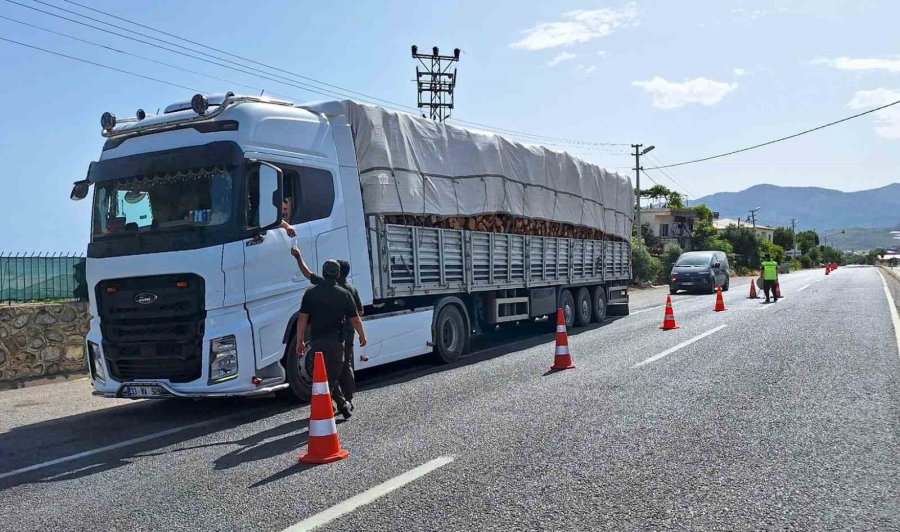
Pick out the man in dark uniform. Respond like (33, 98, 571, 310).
(295, 260, 367, 420)
(291, 249, 364, 408)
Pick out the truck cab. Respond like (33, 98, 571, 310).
(76, 94, 373, 400)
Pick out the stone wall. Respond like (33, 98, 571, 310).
(0, 302, 90, 382)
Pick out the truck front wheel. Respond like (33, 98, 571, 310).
(277, 335, 313, 403)
(432, 304, 468, 364)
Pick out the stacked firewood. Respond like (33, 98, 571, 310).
(381, 213, 626, 242)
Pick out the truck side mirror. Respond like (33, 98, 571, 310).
(70, 179, 91, 201)
(713, 262, 721, 269)
(256, 162, 283, 232)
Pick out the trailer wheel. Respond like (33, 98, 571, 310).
(277, 334, 313, 403)
(433, 304, 468, 364)
(574, 287, 592, 327)
(559, 289, 576, 330)
(591, 286, 608, 323)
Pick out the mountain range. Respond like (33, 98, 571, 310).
(694, 184, 900, 250)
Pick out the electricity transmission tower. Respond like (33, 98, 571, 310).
(411, 45, 460, 122)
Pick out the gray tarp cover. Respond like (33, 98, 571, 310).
(345, 101, 634, 240)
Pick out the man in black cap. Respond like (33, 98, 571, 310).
(291, 249, 364, 408)
(295, 259, 367, 420)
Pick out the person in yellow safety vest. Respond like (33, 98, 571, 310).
(761, 254, 779, 303)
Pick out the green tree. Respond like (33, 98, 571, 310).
(720, 225, 762, 271)
(708, 237, 734, 254)
(821, 246, 843, 264)
(773, 227, 793, 250)
(639, 184, 684, 209)
(689, 204, 718, 250)
(640, 223, 660, 249)
(760, 241, 786, 264)
(796, 230, 819, 255)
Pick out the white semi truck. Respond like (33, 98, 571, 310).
(72, 93, 633, 400)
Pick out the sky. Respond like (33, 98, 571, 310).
(0, 0, 898, 251)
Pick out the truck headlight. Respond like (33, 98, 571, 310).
(209, 335, 238, 383)
(87, 341, 105, 382)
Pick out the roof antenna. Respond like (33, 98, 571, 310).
(259, 89, 265, 97)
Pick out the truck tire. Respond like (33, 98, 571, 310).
(574, 287, 592, 327)
(559, 289, 576, 330)
(277, 335, 313, 403)
(591, 286, 608, 323)
(432, 304, 468, 364)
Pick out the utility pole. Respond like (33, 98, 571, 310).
(632, 144, 655, 243)
(791, 218, 799, 257)
(411, 45, 460, 122)
(748, 207, 760, 229)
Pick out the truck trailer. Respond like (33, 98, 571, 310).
(72, 94, 634, 400)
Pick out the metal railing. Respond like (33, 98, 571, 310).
(0, 252, 87, 304)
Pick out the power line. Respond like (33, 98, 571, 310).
(646, 99, 900, 170)
(44, 0, 628, 148)
(645, 153, 694, 195)
(0, 14, 280, 97)
(0, 35, 204, 92)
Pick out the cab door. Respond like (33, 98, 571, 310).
(243, 162, 313, 370)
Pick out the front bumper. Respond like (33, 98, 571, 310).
(92, 379, 289, 399)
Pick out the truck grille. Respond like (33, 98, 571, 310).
(96, 274, 205, 383)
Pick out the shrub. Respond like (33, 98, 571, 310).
(660, 244, 683, 278)
(632, 239, 661, 284)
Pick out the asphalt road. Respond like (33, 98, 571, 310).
(1, 266, 898, 531)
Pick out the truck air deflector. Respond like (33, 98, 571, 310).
(88, 141, 244, 182)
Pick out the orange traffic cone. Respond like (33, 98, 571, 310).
(775, 281, 782, 299)
(826, 265, 831, 275)
(550, 308, 575, 371)
(714, 286, 726, 312)
(660, 295, 679, 330)
(748, 279, 758, 299)
(299, 351, 349, 465)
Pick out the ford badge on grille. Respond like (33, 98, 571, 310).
(135, 293, 158, 305)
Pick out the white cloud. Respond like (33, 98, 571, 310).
(813, 56, 900, 73)
(732, 8, 767, 20)
(733, 67, 747, 77)
(575, 64, 597, 74)
(632, 76, 738, 109)
(509, 4, 638, 50)
(732, 7, 785, 21)
(848, 88, 900, 139)
(546, 52, 577, 67)
(597, 50, 608, 58)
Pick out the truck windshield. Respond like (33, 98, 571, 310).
(92, 166, 234, 240)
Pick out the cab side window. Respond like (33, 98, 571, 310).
(283, 166, 335, 224)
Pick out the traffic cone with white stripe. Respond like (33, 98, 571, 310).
(748, 279, 758, 299)
(714, 286, 726, 312)
(550, 308, 575, 371)
(660, 295, 679, 330)
(299, 351, 349, 464)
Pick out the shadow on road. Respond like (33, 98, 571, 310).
(0, 398, 295, 491)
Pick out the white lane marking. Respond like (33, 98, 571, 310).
(283, 456, 455, 532)
(0, 412, 247, 481)
(633, 325, 727, 368)
(877, 270, 900, 358)
(797, 284, 811, 292)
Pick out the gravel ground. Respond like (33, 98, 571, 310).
(1, 266, 897, 531)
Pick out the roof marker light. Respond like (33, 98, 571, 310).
(136, 109, 146, 121)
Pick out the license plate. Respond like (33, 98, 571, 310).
(121, 384, 169, 398)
